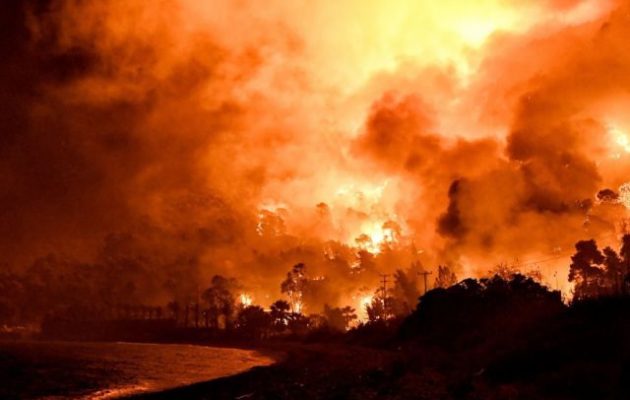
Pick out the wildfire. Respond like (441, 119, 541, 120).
(619, 183, 630, 209)
(255, 202, 287, 237)
(335, 182, 388, 207)
(354, 221, 400, 254)
(616, 133, 630, 153)
(352, 294, 373, 322)
(293, 300, 303, 314)
(239, 293, 253, 307)
(607, 124, 630, 158)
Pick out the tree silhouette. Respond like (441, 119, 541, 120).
(355, 250, 376, 275)
(202, 275, 238, 329)
(434, 265, 457, 288)
(366, 294, 396, 322)
(323, 305, 357, 331)
(281, 263, 308, 312)
(620, 234, 630, 294)
(603, 247, 623, 295)
(391, 269, 420, 316)
(569, 240, 606, 300)
(166, 301, 180, 323)
(400, 274, 563, 344)
(236, 305, 272, 339)
(488, 262, 519, 280)
(270, 299, 291, 333)
(286, 311, 310, 335)
(0, 272, 21, 325)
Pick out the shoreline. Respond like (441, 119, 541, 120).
(121, 343, 400, 400)
(113, 341, 288, 400)
(113, 338, 291, 398)
(120, 344, 296, 400)
(0, 338, 288, 400)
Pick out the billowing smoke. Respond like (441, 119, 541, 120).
(2, 0, 630, 315)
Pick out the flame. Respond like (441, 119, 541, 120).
(258, 179, 403, 254)
(358, 295, 373, 322)
(619, 183, 630, 209)
(292, 300, 303, 314)
(607, 124, 630, 158)
(255, 213, 264, 237)
(616, 133, 630, 153)
(255, 207, 287, 237)
(239, 293, 253, 307)
(354, 221, 399, 254)
(334, 181, 388, 206)
(335, 180, 402, 252)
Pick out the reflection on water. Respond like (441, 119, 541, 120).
(90, 384, 151, 399)
(0, 341, 276, 399)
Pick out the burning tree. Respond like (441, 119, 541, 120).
(357, 250, 376, 272)
(281, 263, 308, 313)
(202, 275, 239, 329)
(269, 299, 291, 332)
(488, 262, 520, 281)
(366, 293, 396, 322)
(434, 265, 458, 288)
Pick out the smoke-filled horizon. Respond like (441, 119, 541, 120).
(2, 0, 630, 312)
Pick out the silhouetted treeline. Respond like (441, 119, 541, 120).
(569, 234, 630, 299)
(348, 272, 630, 399)
(399, 274, 563, 345)
(9, 232, 630, 350)
(0, 251, 196, 327)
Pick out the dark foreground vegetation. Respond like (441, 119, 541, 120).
(122, 274, 630, 400)
(129, 235, 630, 399)
(5, 235, 630, 399)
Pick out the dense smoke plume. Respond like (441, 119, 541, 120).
(2, 0, 630, 316)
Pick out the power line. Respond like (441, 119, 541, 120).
(515, 253, 573, 268)
(509, 231, 623, 269)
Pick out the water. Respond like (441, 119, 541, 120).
(0, 341, 276, 399)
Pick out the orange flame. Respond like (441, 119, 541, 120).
(619, 183, 630, 210)
(293, 300, 303, 314)
(239, 293, 253, 307)
(358, 295, 373, 322)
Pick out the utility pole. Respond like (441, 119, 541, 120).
(379, 273, 390, 320)
(418, 271, 433, 295)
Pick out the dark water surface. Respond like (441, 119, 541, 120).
(0, 340, 276, 399)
